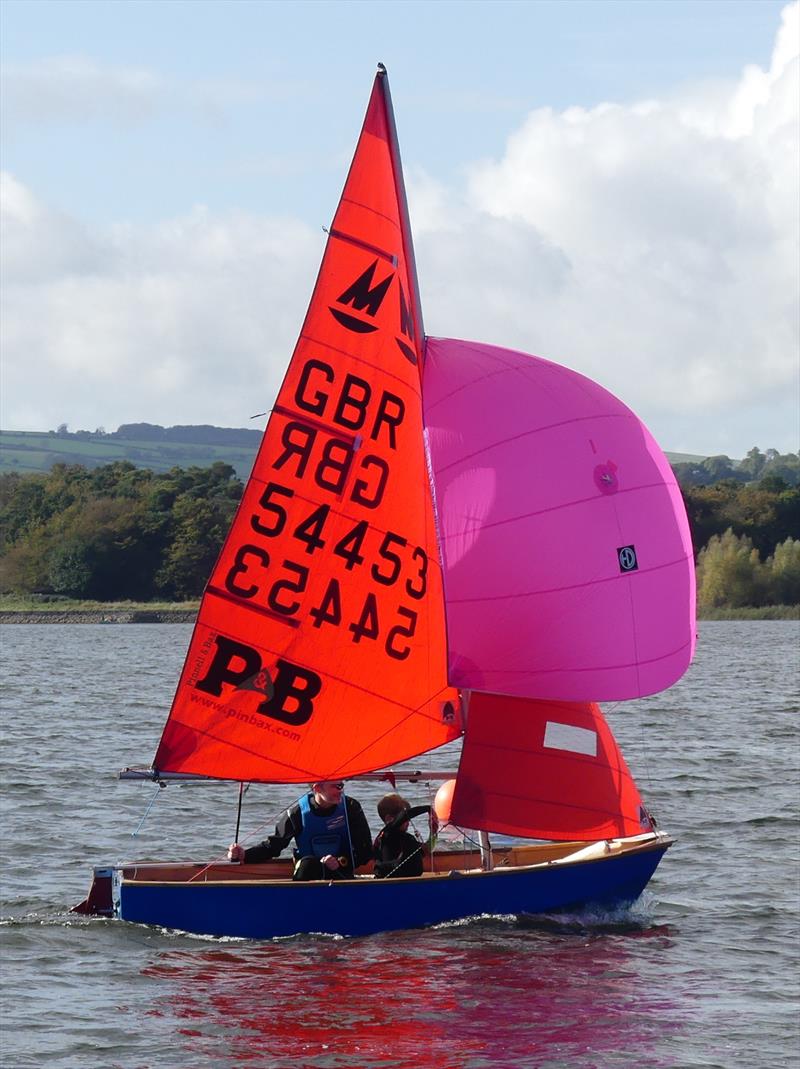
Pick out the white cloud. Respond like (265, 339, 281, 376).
(414, 1, 799, 455)
(1, 5, 798, 457)
(0, 181, 322, 431)
(1, 172, 111, 282)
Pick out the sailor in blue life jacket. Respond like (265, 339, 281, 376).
(227, 780, 373, 880)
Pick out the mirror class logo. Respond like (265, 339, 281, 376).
(329, 261, 417, 364)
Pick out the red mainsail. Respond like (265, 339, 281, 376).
(450, 693, 651, 841)
(154, 70, 459, 782)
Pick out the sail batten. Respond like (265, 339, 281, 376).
(328, 227, 398, 262)
(205, 586, 301, 626)
(293, 340, 423, 390)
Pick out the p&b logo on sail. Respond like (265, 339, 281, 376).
(329, 259, 418, 365)
(194, 635, 322, 727)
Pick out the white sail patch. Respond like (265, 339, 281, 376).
(543, 721, 598, 756)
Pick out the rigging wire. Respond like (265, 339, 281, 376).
(607, 697, 658, 826)
(425, 780, 437, 873)
(639, 713, 655, 794)
(341, 783, 357, 873)
(186, 789, 309, 884)
(605, 697, 655, 789)
(233, 781, 247, 844)
(130, 784, 164, 838)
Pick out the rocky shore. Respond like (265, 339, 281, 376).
(0, 610, 197, 624)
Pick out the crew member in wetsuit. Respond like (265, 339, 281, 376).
(373, 793, 438, 878)
(227, 780, 372, 881)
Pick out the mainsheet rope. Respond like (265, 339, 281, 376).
(185, 784, 366, 884)
(185, 789, 306, 884)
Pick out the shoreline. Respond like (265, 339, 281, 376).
(1, 608, 797, 624)
(0, 610, 198, 624)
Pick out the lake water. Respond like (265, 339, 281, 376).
(1, 621, 798, 1069)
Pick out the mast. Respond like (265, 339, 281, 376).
(376, 64, 425, 364)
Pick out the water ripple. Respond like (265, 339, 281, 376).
(1, 621, 798, 1068)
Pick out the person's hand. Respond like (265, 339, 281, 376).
(228, 843, 245, 862)
(321, 854, 340, 871)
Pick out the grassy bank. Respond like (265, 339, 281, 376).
(697, 605, 799, 620)
(0, 595, 200, 614)
(2, 596, 796, 621)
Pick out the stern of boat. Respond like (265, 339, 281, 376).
(71, 866, 117, 916)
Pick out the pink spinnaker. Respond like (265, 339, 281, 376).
(423, 337, 696, 701)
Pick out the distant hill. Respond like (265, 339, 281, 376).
(0, 424, 706, 480)
(664, 452, 708, 464)
(0, 424, 263, 481)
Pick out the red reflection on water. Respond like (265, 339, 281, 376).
(141, 922, 679, 1068)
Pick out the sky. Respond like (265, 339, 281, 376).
(1, 0, 798, 458)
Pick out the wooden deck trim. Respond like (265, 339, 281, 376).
(119, 834, 672, 889)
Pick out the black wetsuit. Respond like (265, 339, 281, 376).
(373, 804, 432, 878)
(243, 795, 373, 879)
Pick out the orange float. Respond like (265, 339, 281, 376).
(433, 778, 457, 823)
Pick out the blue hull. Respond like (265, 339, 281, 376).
(118, 843, 668, 939)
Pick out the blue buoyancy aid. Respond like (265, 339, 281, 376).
(294, 794, 349, 860)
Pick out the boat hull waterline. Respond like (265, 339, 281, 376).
(84, 835, 671, 939)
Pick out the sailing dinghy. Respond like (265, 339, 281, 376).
(75, 66, 695, 939)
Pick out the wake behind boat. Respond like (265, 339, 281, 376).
(75, 65, 694, 939)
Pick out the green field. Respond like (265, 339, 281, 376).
(1, 428, 703, 480)
(663, 452, 708, 463)
(0, 595, 200, 613)
(0, 430, 258, 480)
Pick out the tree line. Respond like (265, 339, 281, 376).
(51, 422, 262, 446)
(0, 459, 798, 607)
(672, 447, 798, 488)
(0, 462, 241, 601)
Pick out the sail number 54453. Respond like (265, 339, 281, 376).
(219, 481, 428, 660)
(249, 481, 427, 598)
